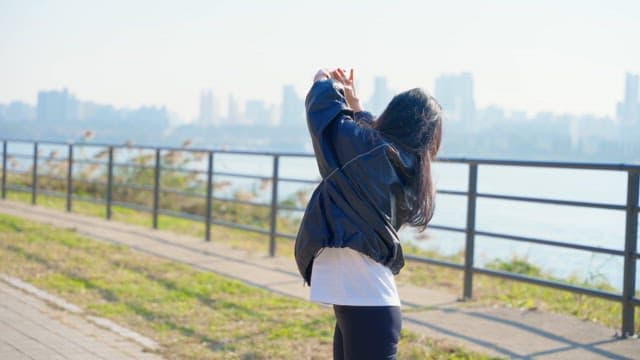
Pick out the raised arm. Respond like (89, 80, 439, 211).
(305, 68, 382, 178)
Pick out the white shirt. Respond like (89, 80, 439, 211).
(310, 247, 401, 306)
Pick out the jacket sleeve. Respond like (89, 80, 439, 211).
(354, 111, 375, 126)
(305, 79, 381, 178)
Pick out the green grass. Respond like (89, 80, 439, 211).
(0, 212, 496, 359)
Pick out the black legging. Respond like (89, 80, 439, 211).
(333, 305, 402, 360)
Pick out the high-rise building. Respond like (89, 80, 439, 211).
(281, 85, 304, 127)
(198, 90, 215, 126)
(366, 76, 393, 115)
(434, 72, 476, 122)
(245, 99, 272, 126)
(37, 88, 78, 123)
(616, 73, 640, 125)
(227, 94, 242, 125)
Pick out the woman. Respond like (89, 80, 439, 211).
(294, 68, 442, 359)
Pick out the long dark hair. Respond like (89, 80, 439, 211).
(373, 88, 443, 230)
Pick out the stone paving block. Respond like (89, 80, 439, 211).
(0, 281, 164, 360)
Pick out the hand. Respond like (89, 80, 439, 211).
(313, 69, 330, 82)
(330, 68, 363, 112)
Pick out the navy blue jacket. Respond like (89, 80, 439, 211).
(294, 79, 419, 285)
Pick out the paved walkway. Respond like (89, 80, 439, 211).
(0, 279, 162, 360)
(1, 199, 638, 359)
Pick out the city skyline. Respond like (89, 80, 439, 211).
(1, 1, 639, 121)
(2, 70, 638, 127)
(1, 70, 637, 162)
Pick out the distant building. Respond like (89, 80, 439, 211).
(280, 85, 304, 127)
(434, 72, 476, 122)
(245, 99, 272, 126)
(198, 90, 216, 126)
(37, 88, 79, 123)
(2, 101, 35, 122)
(227, 95, 242, 125)
(616, 73, 640, 125)
(366, 76, 393, 115)
(477, 105, 506, 123)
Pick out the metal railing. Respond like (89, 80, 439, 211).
(1, 138, 639, 336)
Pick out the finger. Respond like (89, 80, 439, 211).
(341, 68, 351, 85)
(336, 68, 348, 83)
(349, 69, 354, 82)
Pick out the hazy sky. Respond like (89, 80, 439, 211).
(1, 0, 639, 121)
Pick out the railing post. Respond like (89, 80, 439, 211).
(66, 144, 73, 212)
(1, 140, 6, 199)
(106, 146, 114, 220)
(205, 151, 214, 242)
(269, 155, 280, 257)
(463, 163, 478, 299)
(622, 170, 639, 337)
(32, 142, 38, 205)
(152, 148, 161, 229)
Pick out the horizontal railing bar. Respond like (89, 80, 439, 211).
(276, 176, 319, 185)
(436, 157, 640, 171)
(277, 204, 306, 212)
(428, 224, 467, 233)
(633, 297, 640, 306)
(275, 232, 296, 240)
(111, 182, 154, 192)
(405, 254, 465, 270)
(28, 174, 66, 182)
(4, 153, 33, 160)
(27, 176, 107, 187)
(35, 188, 66, 199)
(211, 196, 271, 209)
(111, 161, 156, 170)
(111, 200, 153, 213)
(159, 187, 205, 198)
(212, 149, 313, 158)
(72, 194, 106, 204)
(438, 189, 468, 196)
(2, 138, 316, 157)
(4, 139, 76, 146)
(214, 171, 273, 181)
(473, 267, 623, 301)
(5, 170, 31, 176)
(157, 208, 205, 222)
(474, 230, 625, 256)
(5, 184, 31, 192)
(160, 167, 206, 174)
(477, 192, 626, 211)
(38, 157, 69, 164)
(71, 178, 107, 186)
(73, 159, 109, 166)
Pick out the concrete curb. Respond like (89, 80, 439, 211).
(0, 272, 160, 352)
(0, 273, 83, 314)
